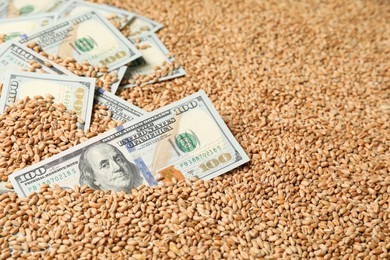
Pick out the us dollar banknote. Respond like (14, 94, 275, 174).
(9, 90, 249, 198)
(56, 0, 134, 30)
(0, 0, 68, 18)
(0, 41, 72, 82)
(0, 13, 55, 43)
(94, 87, 146, 122)
(19, 11, 141, 71)
(0, 71, 95, 130)
(122, 32, 186, 88)
(123, 13, 163, 36)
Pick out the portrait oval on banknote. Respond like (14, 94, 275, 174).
(78, 142, 144, 193)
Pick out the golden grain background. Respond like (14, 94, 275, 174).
(1, 0, 389, 259)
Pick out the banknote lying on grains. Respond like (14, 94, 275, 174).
(18, 11, 142, 71)
(122, 33, 186, 88)
(0, 14, 55, 44)
(0, 1, 247, 197)
(9, 91, 249, 198)
(1, 1, 185, 89)
(55, 0, 135, 29)
(0, 0, 69, 18)
(0, 71, 146, 127)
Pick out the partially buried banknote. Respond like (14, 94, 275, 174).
(0, 0, 69, 18)
(0, 14, 55, 43)
(122, 32, 186, 88)
(55, 0, 134, 30)
(0, 71, 95, 130)
(0, 41, 72, 83)
(9, 90, 249, 198)
(123, 13, 163, 36)
(19, 11, 141, 71)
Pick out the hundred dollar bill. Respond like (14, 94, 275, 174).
(56, 0, 134, 30)
(0, 0, 68, 18)
(94, 87, 145, 122)
(9, 90, 249, 198)
(123, 13, 163, 36)
(0, 71, 95, 130)
(121, 33, 185, 88)
(0, 86, 144, 195)
(0, 13, 55, 43)
(19, 11, 141, 71)
(0, 41, 72, 83)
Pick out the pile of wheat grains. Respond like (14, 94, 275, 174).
(1, 0, 389, 259)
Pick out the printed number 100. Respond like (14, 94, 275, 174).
(199, 153, 232, 172)
(100, 51, 126, 66)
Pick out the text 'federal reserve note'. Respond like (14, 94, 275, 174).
(94, 87, 146, 122)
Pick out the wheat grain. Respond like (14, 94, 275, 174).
(0, 0, 389, 258)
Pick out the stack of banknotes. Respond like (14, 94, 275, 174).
(0, 0, 249, 197)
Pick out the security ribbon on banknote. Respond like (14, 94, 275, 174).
(9, 90, 249, 198)
(0, 71, 95, 130)
(19, 11, 141, 71)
